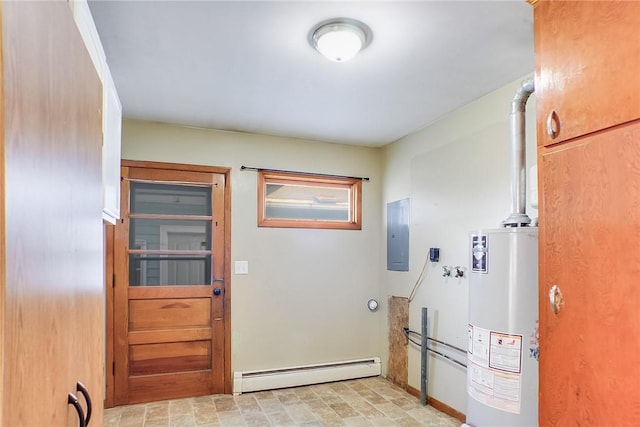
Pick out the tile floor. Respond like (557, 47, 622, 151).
(104, 377, 461, 427)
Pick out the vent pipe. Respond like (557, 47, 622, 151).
(503, 78, 535, 227)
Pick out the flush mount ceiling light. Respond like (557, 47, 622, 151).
(309, 18, 372, 62)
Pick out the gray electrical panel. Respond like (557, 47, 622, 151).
(387, 199, 409, 271)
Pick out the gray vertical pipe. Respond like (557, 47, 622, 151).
(420, 307, 428, 406)
(503, 78, 535, 227)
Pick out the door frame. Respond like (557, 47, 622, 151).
(104, 160, 232, 407)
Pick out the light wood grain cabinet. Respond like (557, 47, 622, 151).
(533, 0, 640, 425)
(1, 1, 105, 425)
(534, 1, 640, 146)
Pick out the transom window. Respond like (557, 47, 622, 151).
(258, 171, 362, 230)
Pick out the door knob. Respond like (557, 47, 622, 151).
(549, 284, 564, 315)
(213, 287, 222, 296)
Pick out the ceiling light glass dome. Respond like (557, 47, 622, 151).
(310, 18, 372, 62)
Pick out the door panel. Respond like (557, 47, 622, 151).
(128, 371, 213, 401)
(2, 2, 104, 426)
(539, 122, 640, 425)
(113, 164, 227, 404)
(129, 298, 211, 330)
(129, 341, 211, 375)
(534, 1, 640, 146)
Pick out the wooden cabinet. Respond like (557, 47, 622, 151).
(534, 1, 640, 146)
(0, 1, 105, 425)
(534, 1, 640, 425)
(538, 125, 640, 425)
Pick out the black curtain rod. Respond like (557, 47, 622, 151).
(240, 165, 370, 181)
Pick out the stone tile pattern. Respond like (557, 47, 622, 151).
(104, 377, 460, 427)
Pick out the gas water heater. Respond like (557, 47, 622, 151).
(467, 228, 538, 426)
(466, 78, 538, 426)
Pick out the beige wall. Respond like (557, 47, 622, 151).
(122, 74, 536, 412)
(380, 75, 537, 413)
(122, 121, 383, 372)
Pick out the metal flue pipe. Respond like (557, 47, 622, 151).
(503, 78, 535, 227)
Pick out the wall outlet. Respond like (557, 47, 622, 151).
(235, 260, 249, 275)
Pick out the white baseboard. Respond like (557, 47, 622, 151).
(233, 357, 381, 395)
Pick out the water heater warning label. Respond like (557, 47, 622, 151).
(467, 324, 523, 414)
(472, 234, 488, 273)
(489, 332, 523, 374)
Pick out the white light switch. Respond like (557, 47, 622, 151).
(235, 260, 249, 275)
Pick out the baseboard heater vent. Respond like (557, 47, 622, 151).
(233, 357, 381, 395)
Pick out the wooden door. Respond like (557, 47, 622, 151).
(2, 1, 104, 425)
(113, 161, 230, 405)
(538, 122, 640, 425)
(533, 0, 640, 146)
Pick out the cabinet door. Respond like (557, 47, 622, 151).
(539, 122, 640, 426)
(2, 2, 104, 426)
(534, 1, 640, 146)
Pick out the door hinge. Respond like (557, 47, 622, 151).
(112, 273, 116, 288)
(112, 361, 115, 376)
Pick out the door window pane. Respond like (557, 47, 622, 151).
(129, 254, 211, 286)
(130, 182, 211, 216)
(130, 219, 211, 251)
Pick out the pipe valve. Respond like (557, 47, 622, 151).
(454, 266, 464, 278)
(442, 266, 451, 277)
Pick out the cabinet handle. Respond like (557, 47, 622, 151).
(549, 284, 564, 315)
(546, 110, 560, 139)
(76, 381, 92, 425)
(67, 393, 87, 427)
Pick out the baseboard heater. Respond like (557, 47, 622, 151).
(233, 357, 381, 395)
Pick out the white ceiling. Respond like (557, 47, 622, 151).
(88, 1, 534, 147)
